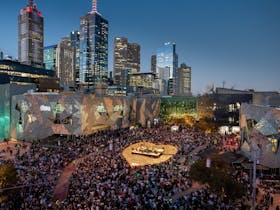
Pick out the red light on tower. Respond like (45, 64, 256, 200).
(26, 7, 33, 13)
(37, 11, 42, 17)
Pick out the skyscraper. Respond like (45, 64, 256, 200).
(151, 55, 157, 74)
(79, 0, 108, 90)
(70, 30, 80, 89)
(127, 43, 140, 74)
(177, 63, 192, 96)
(0, 49, 3, 60)
(18, 0, 44, 68)
(156, 42, 178, 95)
(56, 37, 76, 88)
(44, 45, 57, 70)
(113, 37, 140, 86)
(113, 37, 127, 86)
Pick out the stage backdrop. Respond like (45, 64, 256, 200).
(10, 93, 160, 141)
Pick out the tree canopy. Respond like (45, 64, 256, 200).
(189, 154, 244, 202)
(0, 162, 17, 202)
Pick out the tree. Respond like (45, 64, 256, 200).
(0, 162, 17, 202)
(189, 155, 244, 202)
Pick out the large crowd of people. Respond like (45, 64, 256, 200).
(0, 125, 254, 209)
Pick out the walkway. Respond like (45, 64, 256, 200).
(52, 151, 97, 203)
(173, 142, 209, 200)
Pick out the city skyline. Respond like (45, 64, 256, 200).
(0, 0, 279, 94)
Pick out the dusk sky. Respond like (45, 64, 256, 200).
(1, 0, 279, 94)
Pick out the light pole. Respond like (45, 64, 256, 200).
(252, 149, 257, 210)
(251, 144, 260, 210)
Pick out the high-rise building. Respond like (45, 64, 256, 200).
(18, 0, 44, 68)
(151, 55, 156, 74)
(127, 43, 140, 74)
(113, 37, 127, 86)
(177, 63, 191, 96)
(70, 30, 80, 89)
(56, 37, 76, 88)
(156, 42, 178, 95)
(44, 45, 57, 70)
(0, 49, 4, 60)
(79, 0, 108, 90)
(113, 37, 140, 86)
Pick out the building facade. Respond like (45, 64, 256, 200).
(127, 43, 140, 74)
(0, 60, 58, 91)
(113, 37, 128, 85)
(177, 63, 191, 96)
(129, 72, 155, 89)
(10, 93, 161, 141)
(0, 84, 36, 141)
(156, 42, 178, 95)
(56, 38, 76, 89)
(18, 0, 44, 68)
(44, 45, 57, 70)
(79, 1, 108, 91)
(113, 37, 140, 86)
(151, 55, 156, 74)
(70, 30, 80, 89)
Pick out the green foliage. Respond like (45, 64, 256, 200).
(160, 97, 196, 120)
(197, 94, 214, 120)
(189, 155, 244, 201)
(0, 163, 17, 201)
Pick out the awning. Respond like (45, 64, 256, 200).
(241, 162, 270, 170)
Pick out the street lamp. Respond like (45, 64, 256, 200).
(251, 144, 260, 210)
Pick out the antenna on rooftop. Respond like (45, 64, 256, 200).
(28, 0, 34, 7)
(92, 0, 97, 13)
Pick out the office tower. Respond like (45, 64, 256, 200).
(151, 55, 156, 74)
(113, 37, 127, 86)
(44, 45, 57, 70)
(56, 37, 76, 88)
(127, 43, 140, 74)
(156, 42, 178, 95)
(70, 30, 80, 89)
(79, 0, 108, 90)
(18, 0, 44, 68)
(177, 63, 191, 96)
(0, 49, 3, 60)
(113, 37, 140, 86)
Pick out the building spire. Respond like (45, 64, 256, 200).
(92, 0, 97, 13)
(28, 0, 34, 7)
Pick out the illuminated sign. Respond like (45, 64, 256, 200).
(40, 105, 51, 112)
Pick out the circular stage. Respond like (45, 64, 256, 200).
(122, 141, 178, 167)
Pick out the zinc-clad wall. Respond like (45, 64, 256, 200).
(10, 93, 160, 141)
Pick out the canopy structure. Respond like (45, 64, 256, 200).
(240, 103, 280, 168)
